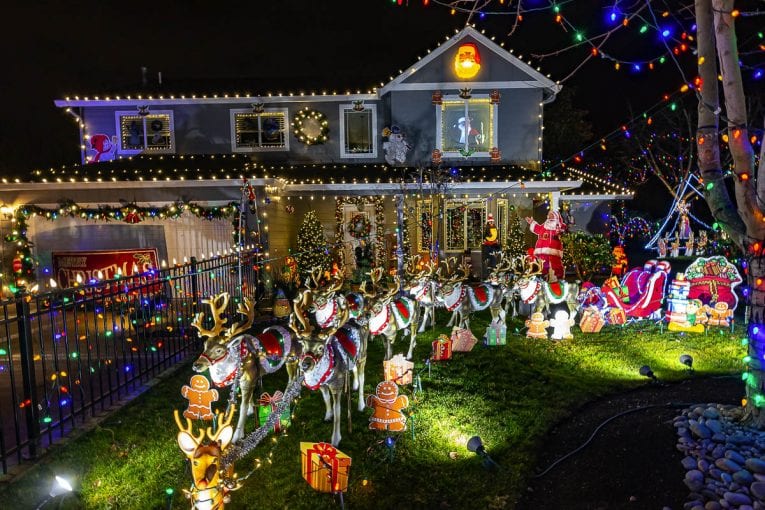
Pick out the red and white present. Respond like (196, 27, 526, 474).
(451, 327, 477, 352)
(300, 442, 352, 493)
(383, 354, 414, 385)
(432, 334, 452, 361)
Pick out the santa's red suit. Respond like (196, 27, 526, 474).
(527, 211, 566, 280)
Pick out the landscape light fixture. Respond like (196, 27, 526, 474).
(679, 354, 694, 373)
(466, 436, 500, 470)
(35, 475, 73, 509)
(639, 365, 658, 383)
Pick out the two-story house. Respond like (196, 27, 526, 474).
(0, 26, 630, 287)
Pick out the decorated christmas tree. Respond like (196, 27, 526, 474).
(294, 210, 331, 282)
(504, 212, 527, 258)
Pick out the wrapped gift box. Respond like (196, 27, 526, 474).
(608, 308, 627, 325)
(484, 321, 507, 346)
(451, 327, 477, 352)
(383, 354, 414, 385)
(579, 307, 605, 333)
(300, 442, 352, 493)
(432, 335, 452, 361)
(258, 392, 291, 433)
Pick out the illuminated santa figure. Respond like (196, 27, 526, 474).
(526, 210, 566, 280)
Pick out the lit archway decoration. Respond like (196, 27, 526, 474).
(292, 108, 329, 145)
(454, 43, 481, 79)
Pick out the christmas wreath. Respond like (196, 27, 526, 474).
(292, 108, 329, 145)
(348, 214, 372, 239)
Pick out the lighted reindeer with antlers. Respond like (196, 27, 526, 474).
(485, 252, 519, 321)
(403, 255, 442, 334)
(435, 257, 504, 330)
(191, 293, 297, 443)
(360, 267, 419, 361)
(511, 255, 579, 317)
(175, 406, 241, 509)
(290, 284, 366, 446)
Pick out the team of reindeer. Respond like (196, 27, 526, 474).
(176, 253, 578, 507)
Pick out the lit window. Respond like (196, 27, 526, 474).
(437, 97, 496, 158)
(230, 109, 288, 152)
(340, 104, 377, 158)
(116, 111, 175, 154)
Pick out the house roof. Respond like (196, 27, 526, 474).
(52, 27, 559, 108)
(0, 155, 633, 206)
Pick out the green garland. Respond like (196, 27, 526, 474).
(334, 197, 386, 270)
(4, 200, 240, 286)
(292, 108, 329, 145)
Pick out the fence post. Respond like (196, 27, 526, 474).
(190, 256, 199, 313)
(15, 286, 40, 458)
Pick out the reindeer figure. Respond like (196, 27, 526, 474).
(511, 256, 579, 317)
(360, 267, 419, 360)
(403, 255, 442, 333)
(290, 288, 366, 446)
(435, 258, 503, 330)
(300, 266, 368, 411)
(175, 407, 241, 509)
(485, 252, 518, 321)
(191, 293, 297, 443)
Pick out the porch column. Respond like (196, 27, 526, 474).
(396, 194, 404, 277)
(549, 191, 560, 212)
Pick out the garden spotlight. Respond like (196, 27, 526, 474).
(35, 475, 73, 509)
(466, 436, 500, 470)
(639, 365, 658, 383)
(679, 354, 694, 372)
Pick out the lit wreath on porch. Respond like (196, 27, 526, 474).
(347, 214, 372, 239)
(292, 108, 329, 145)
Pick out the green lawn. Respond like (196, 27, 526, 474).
(0, 311, 745, 509)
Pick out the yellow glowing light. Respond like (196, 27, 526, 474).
(454, 43, 481, 79)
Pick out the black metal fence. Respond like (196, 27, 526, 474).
(0, 251, 261, 475)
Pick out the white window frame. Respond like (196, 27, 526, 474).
(444, 198, 487, 252)
(435, 95, 497, 159)
(114, 110, 175, 155)
(339, 103, 377, 158)
(229, 108, 290, 153)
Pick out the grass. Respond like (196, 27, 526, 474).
(0, 310, 745, 509)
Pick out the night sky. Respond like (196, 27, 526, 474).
(1, 0, 760, 182)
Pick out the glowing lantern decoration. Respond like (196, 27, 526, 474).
(454, 43, 481, 79)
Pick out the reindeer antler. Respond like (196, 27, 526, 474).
(289, 289, 315, 339)
(191, 293, 230, 339)
(305, 267, 323, 291)
(206, 405, 236, 443)
(522, 255, 543, 276)
(404, 255, 425, 278)
(174, 409, 205, 445)
(226, 298, 255, 339)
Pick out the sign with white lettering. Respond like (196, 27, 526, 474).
(52, 249, 159, 288)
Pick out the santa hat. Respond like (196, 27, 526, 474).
(552, 210, 564, 225)
(487, 213, 495, 222)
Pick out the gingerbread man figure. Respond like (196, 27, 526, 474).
(181, 375, 219, 421)
(525, 312, 549, 339)
(366, 381, 409, 432)
(704, 302, 734, 327)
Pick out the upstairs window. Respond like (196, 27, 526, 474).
(230, 109, 289, 152)
(116, 111, 175, 154)
(436, 97, 496, 158)
(339, 103, 377, 158)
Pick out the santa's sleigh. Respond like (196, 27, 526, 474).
(602, 260, 671, 319)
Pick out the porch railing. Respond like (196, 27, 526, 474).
(0, 251, 261, 475)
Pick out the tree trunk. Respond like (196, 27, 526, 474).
(697, 0, 765, 426)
